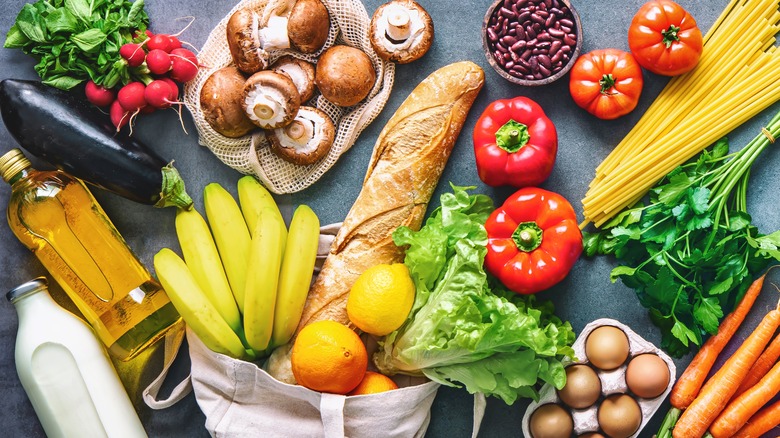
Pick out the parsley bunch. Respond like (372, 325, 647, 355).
(4, 0, 149, 90)
(584, 112, 780, 357)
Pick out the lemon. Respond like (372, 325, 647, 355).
(347, 263, 415, 336)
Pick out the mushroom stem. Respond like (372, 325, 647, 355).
(259, 14, 291, 51)
(285, 119, 314, 143)
(385, 5, 411, 41)
(250, 95, 283, 121)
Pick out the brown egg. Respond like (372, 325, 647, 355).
(579, 434, 606, 438)
(598, 394, 642, 438)
(558, 364, 602, 409)
(529, 404, 574, 438)
(585, 326, 630, 370)
(626, 353, 671, 399)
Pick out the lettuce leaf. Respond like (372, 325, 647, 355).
(375, 185, 575, 405)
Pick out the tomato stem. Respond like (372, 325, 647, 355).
(512, 221, 543, 252)
(599, 74, 617, 95)
(662, 25, 681, 48)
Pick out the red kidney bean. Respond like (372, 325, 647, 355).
(511, 40, 527, 51)
(521, 48, 533, 60)
(560, 18, 574, 28)
(501, 35, 517, 46)
(561, 25, 572, 33)
(488, 27, 499, 42)
(536, 41, 551, 49)
(548, 28, 565, 38)
(517, 11, 531, 23)
(536, 10, 549, 18)
(539, 64, 551, 76)
(537, 32, 551, 42)
(545, 15, 556, 27)
(564, 33, 577, 46)
(550, 40, 562, 55)
(544, 0, 553, 8)
(550, 51, 563, 64)
(500, 6, 514, 18)
(526, 26, 537, 39)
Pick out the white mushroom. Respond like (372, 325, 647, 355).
(267, 106, 335, 165)
(271, 56, 317, 102)
(242, 70, 301, 129)
(226, 1, 295, 74)
(288, 0, 330, 54)
(369, 0, 433, 64)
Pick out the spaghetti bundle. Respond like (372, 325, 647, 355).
(583, 0, 780, 228)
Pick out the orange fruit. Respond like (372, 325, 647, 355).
(348, 371, 399, 396)
(290, 320, 368, 394)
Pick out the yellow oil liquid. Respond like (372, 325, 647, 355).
(7, 170, 180, 361)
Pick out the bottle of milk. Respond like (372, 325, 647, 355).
(7, 277, 147, 438)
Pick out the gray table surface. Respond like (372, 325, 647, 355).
(2, 0, 780, 437)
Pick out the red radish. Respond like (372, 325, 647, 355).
(146, 49, 172, 75)
(134, 29, 154, 39)
(168, 35, 182, 50)
(159, 77, 180, 100)
(147, 34, 174, 52)
(119, 43, 146, 67)
(110, 100, 130, 130)
(169, 48, 199, 82)
(117, 82, 147, 112)
(144, 80, 177, 109)
(85, 80, 115, 107)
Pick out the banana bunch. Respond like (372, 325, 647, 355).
(154, 176, 320, 360)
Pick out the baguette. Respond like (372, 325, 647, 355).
(267, 61, 484, 382)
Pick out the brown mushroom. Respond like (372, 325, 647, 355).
(200, 66, 256, 138)
(226, 3, 295, 74)
(370, 0, 433, 64)
(242, 71, 301, 129)
(288, 0, 330, 54)
(315, 46, 376, 107)
(267, 106, 335, 165)
(271, 56, 317, 102)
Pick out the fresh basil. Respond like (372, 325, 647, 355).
(5, 0, 149, 90)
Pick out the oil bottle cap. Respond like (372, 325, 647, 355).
(7, 277, 48, 303)
(0, 148, 32, 183)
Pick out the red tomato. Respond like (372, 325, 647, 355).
(628, 0, 703, 76)
(569, 49, 644, 120)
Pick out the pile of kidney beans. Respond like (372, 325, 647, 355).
(486, 0, 578, 81)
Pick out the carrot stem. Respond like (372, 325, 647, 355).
(670, 272, 767, 409)
(672, 308, 780, 438)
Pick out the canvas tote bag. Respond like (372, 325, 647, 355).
(143, 224, 487, 437)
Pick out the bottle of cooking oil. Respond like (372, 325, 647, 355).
(0, 148, 180, 361)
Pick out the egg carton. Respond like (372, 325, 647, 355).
(522, 318, 677, 437)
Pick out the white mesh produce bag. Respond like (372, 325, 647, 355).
(183, 0, 395, 194)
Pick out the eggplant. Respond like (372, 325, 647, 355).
(0, 79, 193, 209)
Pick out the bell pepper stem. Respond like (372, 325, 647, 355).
(495, 119, 530, 153)
(512, 221, 543, 252)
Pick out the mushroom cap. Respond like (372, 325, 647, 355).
(271, 55, 317, 102)
(288, 0, 330, 54)
(267, 106, 335, 165)
(201, 66, 256, 138)
(370, 0, 433, 64)
(226, 8, 268, 74)
(315, 46, 376, 107)
(242, 70, 301, 129)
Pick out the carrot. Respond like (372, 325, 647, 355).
(733, 330, 780, 399)
(710, 360, 780, 437)
(670, 272, 767, 410)
(732, 399, 780, 438)
(672, 307, 780, 438)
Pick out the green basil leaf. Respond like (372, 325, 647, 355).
(70, 28, 106, 53)
(4, 24, 31, 48)
(42, 74, 84, 90)
(16, 4, 47, 43)
(45, 8, 79, 34)
(127, 0, 145, 23)
(65, 0, 92, 22)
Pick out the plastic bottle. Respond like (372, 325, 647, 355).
(8, 277, 148, 438)
(0, 148, 180, 360)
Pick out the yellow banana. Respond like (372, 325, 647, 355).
(270, 205, 320, 348)
(237, 175, 287, 250)
(175, 208, 241, 333)
(203, 183, 251, 313)
(243, 207, 285, 351)
(154, 248, 247, 359)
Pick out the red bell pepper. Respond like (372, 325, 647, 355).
(484, 187, 583, 295)
(473, 97, 557, 188)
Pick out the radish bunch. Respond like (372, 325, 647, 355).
(85, 30, 200, 131)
